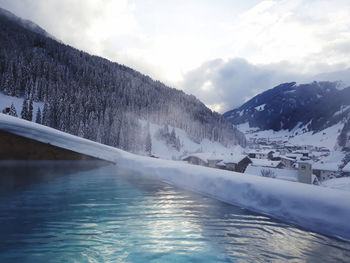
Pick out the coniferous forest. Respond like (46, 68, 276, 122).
(0, 11, 246, 153)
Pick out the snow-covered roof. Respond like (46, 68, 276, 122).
(342, 162, 350, 173)
(221, 154, 249, 164)
(245, 165, 298, 182)
(251, 159, 282, 168)
(313, 162, 339, 172)
(183, 153, 249, 164)
(272, 152, 281, 158)
(293, 150, 309, 154)
(246, 149, 274, 155)
(182, 152, 222, 163)
(284, 143, 296, 147)
(280, 156, 296, 162)
(286, 153, 304, 159)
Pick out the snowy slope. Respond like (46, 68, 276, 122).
(1, 113, 350, 241)
(144, 121, 243, 160)
(237, 121, 344, 150)
(0, 92, 43, 122)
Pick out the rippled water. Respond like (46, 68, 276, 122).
(1, 162, 350, 262)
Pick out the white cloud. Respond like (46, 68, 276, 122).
(180, 58, 350, 113)
(224, 0, 350, 69)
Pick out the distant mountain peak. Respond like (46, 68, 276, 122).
(223, 81, 350, 133)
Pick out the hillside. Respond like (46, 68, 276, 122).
(224, 81, 350, 135)
(0, 8, 246, 153)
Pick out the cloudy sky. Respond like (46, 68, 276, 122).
(1, 0, 350, 112)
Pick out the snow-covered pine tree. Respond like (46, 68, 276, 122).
(9, 103, 18, 117)
(175, 136, 181, 151)
(145, 122, 152, 155)
(170, 128, 176, 145)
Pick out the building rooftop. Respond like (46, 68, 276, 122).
(313, 162, 339, 172)
(251, 159, 282, 168)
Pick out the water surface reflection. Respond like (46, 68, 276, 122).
(0, 163, 349, 262)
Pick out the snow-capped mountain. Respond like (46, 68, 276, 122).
(0, 8, 246, 155)
(223, 81, 350, 149)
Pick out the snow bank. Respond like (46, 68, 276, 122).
(0, 114, 121, 163)
(322, 177, 350, 192)
(1, 114, 350, 241)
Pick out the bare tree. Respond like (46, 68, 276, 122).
(260, 169, 276, 178)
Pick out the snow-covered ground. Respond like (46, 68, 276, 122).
(321, 177, 350, 192)
(245, 165, 298, 182)
(1, 113, 350, 241)
(0, 92, 43, 122)
(237, 121, 344, 150)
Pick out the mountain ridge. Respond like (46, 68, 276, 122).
(223, 81, 350, 135)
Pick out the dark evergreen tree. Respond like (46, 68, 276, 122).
(27, 98, 33, 121)
(42, 103, 49, 125)
(20, 99, 28, 120)
(35, 107, 42, 124)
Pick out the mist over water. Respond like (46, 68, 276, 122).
(0, 163, 349, 262)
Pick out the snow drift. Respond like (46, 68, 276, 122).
(1, 114, 350, 241)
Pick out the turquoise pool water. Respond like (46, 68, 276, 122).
(0, 162, 350, 262)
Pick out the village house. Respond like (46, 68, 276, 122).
(246, 150, 274, 159)
(270, 151, 281, 161)
(182, 152, 252, 173)
(207, 157, 223, 168)
(293, 150, 309, 157)
(284, 143, 298, 152)
(285, 153, 307, 162)
(182, 152, 226, 168)
(312, 162, 339, 181)
(280, 156, 296, 168)
(216, 154, 252, 173)
(182, 153, 209, 166)
(251, 159, 284, 169)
